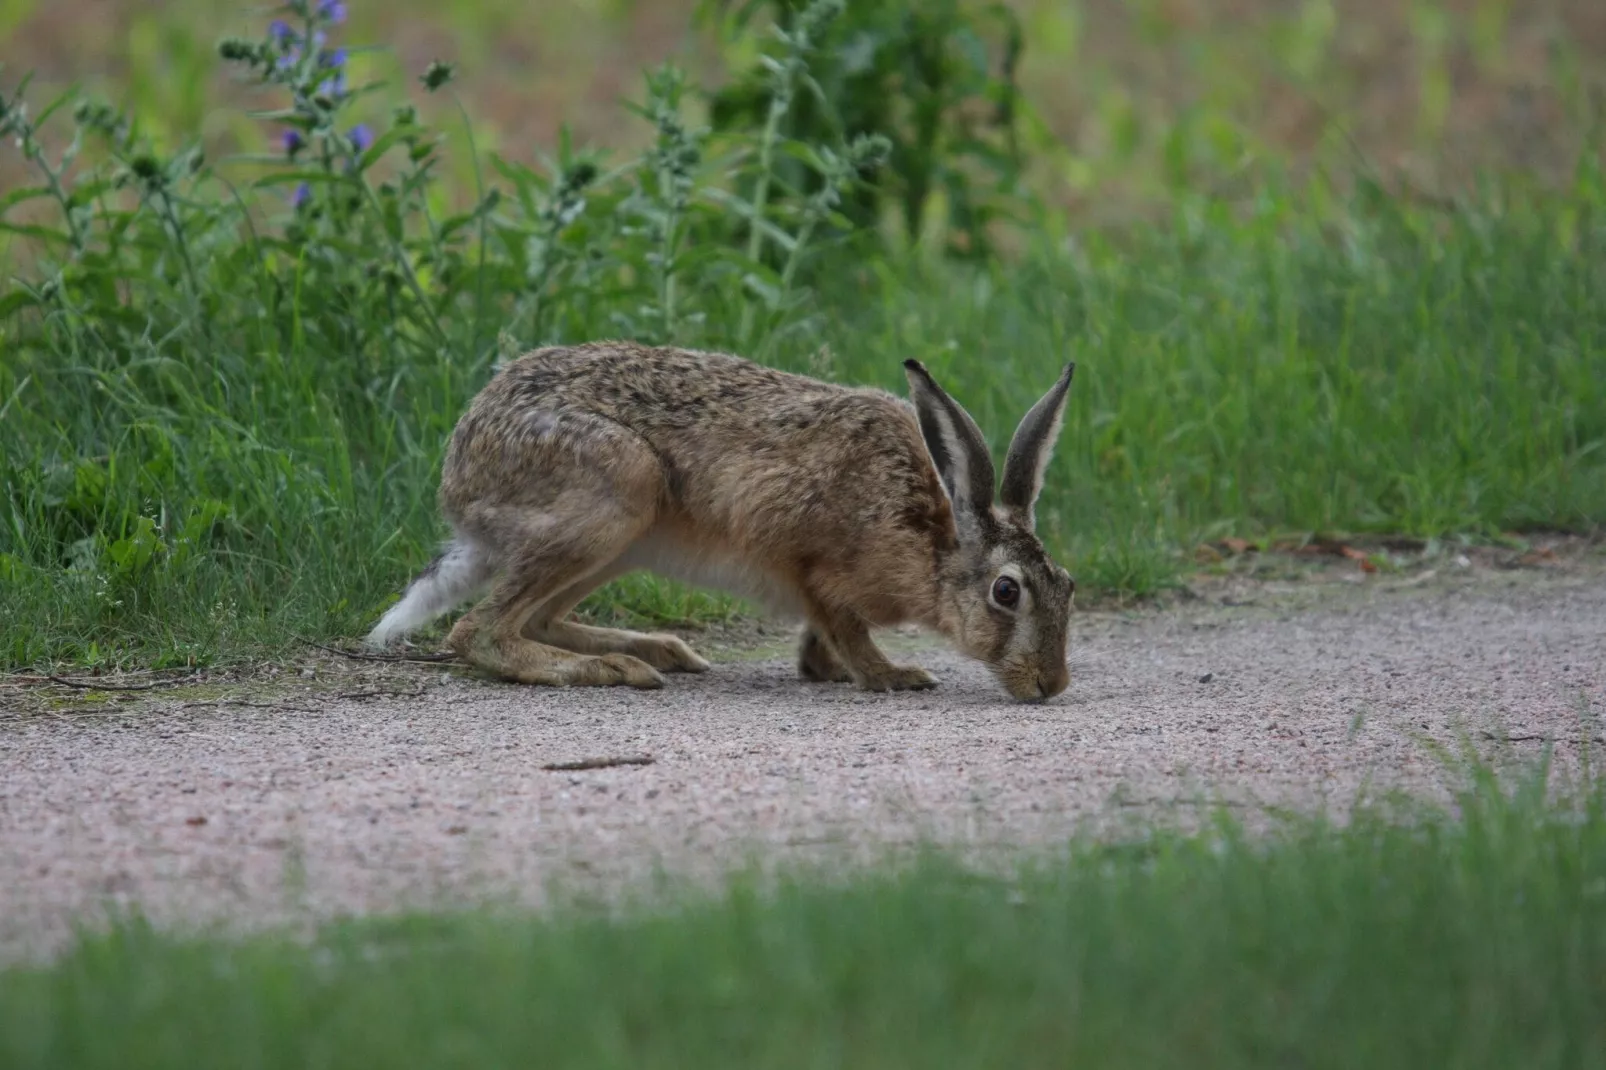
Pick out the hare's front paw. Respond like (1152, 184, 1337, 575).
(856, 664, 938, 692)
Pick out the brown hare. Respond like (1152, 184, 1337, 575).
(365, 342, 1078, 701)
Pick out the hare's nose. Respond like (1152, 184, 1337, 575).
(1037, 666, 1069, 699)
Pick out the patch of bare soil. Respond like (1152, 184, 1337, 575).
(1, 545, 1603, 962)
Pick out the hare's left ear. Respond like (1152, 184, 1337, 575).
(999, 363, 1075, 530)
(903, 359, 996, 535)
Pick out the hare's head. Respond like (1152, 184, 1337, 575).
(904, 359, 1077, 702)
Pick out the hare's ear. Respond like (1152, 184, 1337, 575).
(903, 359, 996, 530)
(999, 362, 1075, 529)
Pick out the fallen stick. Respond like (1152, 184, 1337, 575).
(1480, 731, 1604, 745)
(173, 699, 319, 714)
(337, 687, 429, 701)
(46, 674, 194, 693)
(542, 755, 656, 772)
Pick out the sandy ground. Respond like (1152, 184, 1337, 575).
(2, 552, 1604, 962)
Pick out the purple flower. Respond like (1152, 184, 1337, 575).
(317, 71, 347, 97)
(321, 47, 348, 68)
(268, 19, 293, 41)
(291, 183, 311, 208)
(318, 0, 347, 25)
(275, 47, 301, 71)
(349, 124, 372, 153)
(281, 128, 305, 155)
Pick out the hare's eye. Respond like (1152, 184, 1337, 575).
(991, 575, 1021, 609)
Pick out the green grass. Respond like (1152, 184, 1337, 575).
(4, 179, 1602, 669)
(2, 1, 1604, 671)
(3, 758, 1604, 1068)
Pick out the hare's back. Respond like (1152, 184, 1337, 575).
(446, 341, 953, 593)
(486, 342, 906, 445)
(501, 341, 842, 409)
(506, 338, 937, 506)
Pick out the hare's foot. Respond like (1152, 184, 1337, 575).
(450, 614, 665, 688)
(529, 619, 710, 674)
(558, 651, 666, 688)
(854, 663, 938, 692)
(797, 628, 852, 683)
(804, 605, 938, 693)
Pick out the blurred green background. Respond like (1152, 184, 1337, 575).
(7, 0, 1603, 219)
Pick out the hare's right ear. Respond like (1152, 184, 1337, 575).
(999, 362, 1075, 530)
(903, 359, 996, 532)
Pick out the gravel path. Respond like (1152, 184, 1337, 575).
(3, 559, 1603, 961)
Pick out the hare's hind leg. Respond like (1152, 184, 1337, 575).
(520, 565, 711, 673)
(446, 431, 668, 689)
(447, 520, 665, 689)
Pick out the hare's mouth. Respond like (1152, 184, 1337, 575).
(993, 667, 1064, 703)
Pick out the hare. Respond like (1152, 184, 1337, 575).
(365, 341, 1078, 701)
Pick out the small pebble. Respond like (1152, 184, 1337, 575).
(1198, 672, 1214, 684)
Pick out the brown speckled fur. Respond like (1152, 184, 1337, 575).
(369, 341, 1078, 701)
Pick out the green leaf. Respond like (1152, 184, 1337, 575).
(740, 265, 785, 307)
(107, 515, 162, 575)
(250, 170, 352, 190)
(0, 186, 54, 215)
(33, 83, 83, 128)
(0, 290, 39, 318)
(356, 126, 414, 171)
(698, 188, 801, 252)
(0, 222, 72, 245)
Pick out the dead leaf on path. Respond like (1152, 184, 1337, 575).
(1219, 537, 1254, 555)
(1328, 544, 1379, 572)
(1271, 536, 1379, 571)
(185, 816, 207, 827)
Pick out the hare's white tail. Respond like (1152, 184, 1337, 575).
(364, 537, 494, 648)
